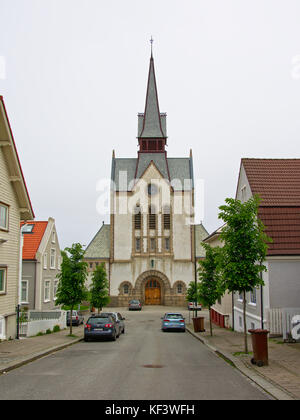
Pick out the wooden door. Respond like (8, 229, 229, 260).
(145, 279, 161, 305)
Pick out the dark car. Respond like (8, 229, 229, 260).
(161, 313, 186, 332)
(84, 315, 118, 341)
(128, 299, 142, 311)
(100, 312, 125, 336)
(66, 310, 84, 326)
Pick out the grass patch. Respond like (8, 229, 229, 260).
(233, 351, 253, 357)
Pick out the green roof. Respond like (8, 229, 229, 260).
(85, 224, 110, 259)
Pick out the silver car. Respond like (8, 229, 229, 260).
(66, 310, 84, 326)
(128, 300, 142, 311)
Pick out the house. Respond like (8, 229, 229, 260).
(203, 224, 233, 329)
(234, 158, 300, 333)
(0, 96, 34, 340)
(85, 52, 208, 307)
(20, 218, 62, 311)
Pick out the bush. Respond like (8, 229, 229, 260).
(46, 329, 52, 335)
(53, 325, 60, 333)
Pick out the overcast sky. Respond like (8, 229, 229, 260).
(1, 0, 300, 249)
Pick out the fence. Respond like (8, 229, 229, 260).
(19, 310, 67, 337)
(267, 308, 300, 342)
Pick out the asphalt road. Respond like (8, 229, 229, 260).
(0, 306, 270, 400)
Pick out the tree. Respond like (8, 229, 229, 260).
(89, 263, 110, 313)
(55, 243, 88, 335)
(198, 244, 224, 336)
(218, 195, 271, 353)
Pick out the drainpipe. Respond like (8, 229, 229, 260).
(260, 269, 264, 329)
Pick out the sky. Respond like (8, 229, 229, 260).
(1, 0, 300, 249)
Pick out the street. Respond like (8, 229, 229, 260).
(0, 307, 270, 400)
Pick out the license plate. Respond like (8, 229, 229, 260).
(94, 328, 103, 331)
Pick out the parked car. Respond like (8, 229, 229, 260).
(128, 299, 142, 311)
(187, 302, 202, 311)
(66, 310, 84, 326)
(161, 313, 186, 332)
(100, 312, 125, 336)
(84, 315, 118, 341)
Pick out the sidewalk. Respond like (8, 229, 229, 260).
(0, 325, 84, 375)
(186, 310, 300, 400)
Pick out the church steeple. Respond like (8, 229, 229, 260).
(137, 50, 167, 153)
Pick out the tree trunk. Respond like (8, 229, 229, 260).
(209, 306, 213, 336)
(243, 291, 248, 354)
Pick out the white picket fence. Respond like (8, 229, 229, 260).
(267, 308, 300, 341)
(19, 310, 67, 337)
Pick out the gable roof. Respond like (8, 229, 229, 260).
(241, 158, 300, 256)
(0, 96, 34, 220)
(21, 221, 48, 260)
(241, 158, 300, 206)
(85, 224, 110, 259)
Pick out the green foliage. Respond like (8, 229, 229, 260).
(46, 329, 52, 335)
(89, 263, 110, 312)
(218, 195, 271, 293)
(53, 325, 60, 333)
(198, 244, 224, 308)
(186, 281, 198, 303)
(55, 243, 88, 310)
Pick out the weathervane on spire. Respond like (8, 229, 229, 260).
(150, 36, 154, 57)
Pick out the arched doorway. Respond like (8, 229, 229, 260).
(145, 278, 161, 305)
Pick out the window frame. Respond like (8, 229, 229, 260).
(21, 280, 29, 304)
(50, 248, 56, 269)
(53, 280, 59, 300)
(0, 203, 9, 231)
(0, 267, 7, 294)
(44, 280, 51, 302)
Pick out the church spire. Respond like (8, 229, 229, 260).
(139, 50, 166, 140)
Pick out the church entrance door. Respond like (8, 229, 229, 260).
(145, 279, 161, 305)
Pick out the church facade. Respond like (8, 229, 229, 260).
(85, 53, 208, 307)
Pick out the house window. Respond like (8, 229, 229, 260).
(89, 262, 93, 269)
(250, 288, 257, 305)
(150, 238, 156, 252)
(22, 224, 34, 233)
(250, 322, 255, 330)
(43, 253, 47, 269)
(21, 280, 28, 303)
(52, 231, 56, 243)
(123, 284, 129, 295)
(50, 249, 56, 269)
(0, 268, 6, 294)
(44, 280, 51, 302)
(150, 259, 155, 268)
(135, 238, 141, 252)
(241, 186, 247, 203)
(0, 204, 8, 230)
(238, 292, 243, 301)
(53, 280, 58, 300)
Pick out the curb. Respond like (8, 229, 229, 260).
(0, 337, 83, 375)
(186, 326, 295, 401)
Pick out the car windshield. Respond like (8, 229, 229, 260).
(88, 317, 111, 325)
(130, 300, 139, 304)
(165, 314, 183, 319)
(101, 313, 117, 321)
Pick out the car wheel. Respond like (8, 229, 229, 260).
(112, 331, 117, 341)
(122, 328, 125, 334)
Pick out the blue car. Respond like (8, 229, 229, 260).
(84, 315, 118, 341)
(161, 313, 186, 332)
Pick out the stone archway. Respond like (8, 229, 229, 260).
(134, 270, 172, 305)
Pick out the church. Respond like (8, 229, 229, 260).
(85, 51, 208, 307)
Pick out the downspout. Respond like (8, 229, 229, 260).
(260, 269, 264, 329)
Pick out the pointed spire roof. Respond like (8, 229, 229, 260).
(139, 55, 165, 138)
